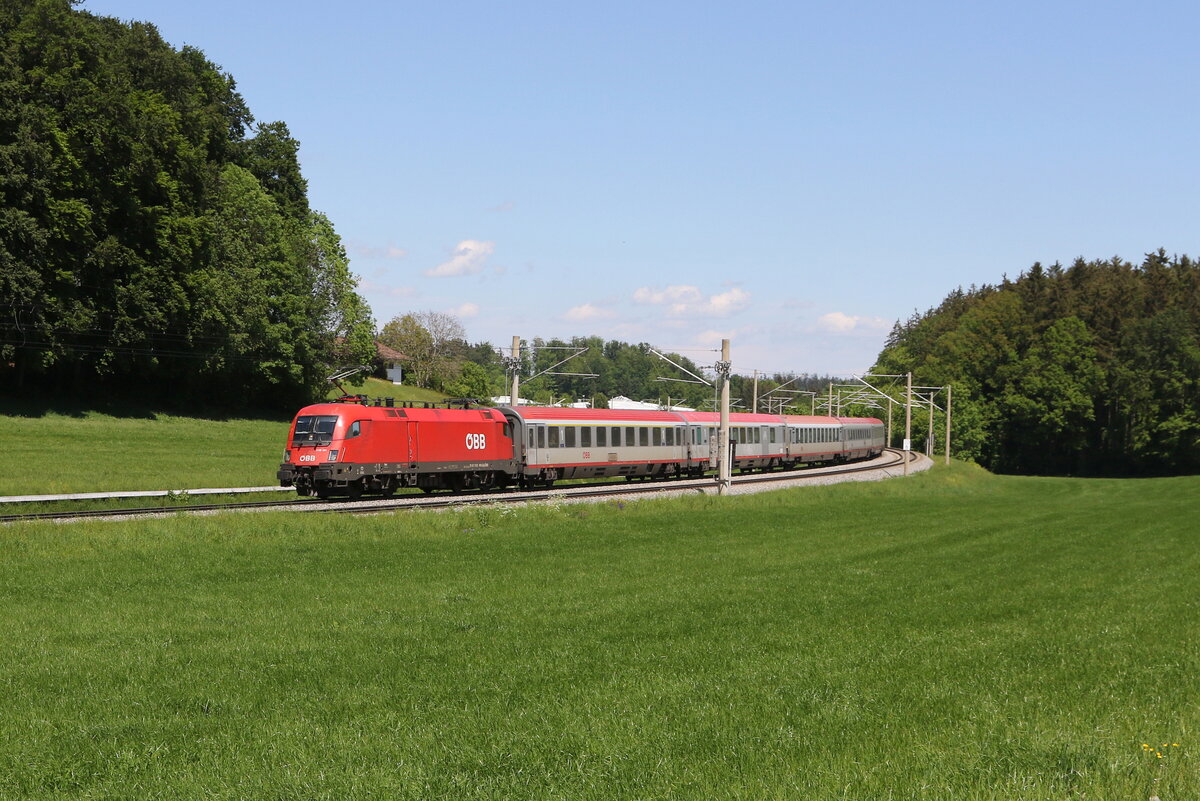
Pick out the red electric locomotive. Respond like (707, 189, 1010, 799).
(277, 398, 518, 498)
(278, 397, 887, 498)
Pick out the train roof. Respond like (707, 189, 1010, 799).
(779, 414, 844, 425)
(674, 411, 788, 424)
(501, 406, 685, 423)
(293, 402, 507, 423)
(836, 416, 885, 425)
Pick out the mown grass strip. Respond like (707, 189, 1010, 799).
(0, 462, 1196, 799)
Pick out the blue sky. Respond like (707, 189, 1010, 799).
(84, 0, 1200, 376)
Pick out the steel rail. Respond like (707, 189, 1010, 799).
(1, 450, 916, 525)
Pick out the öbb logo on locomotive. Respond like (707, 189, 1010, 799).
(276, 401, 886, 499)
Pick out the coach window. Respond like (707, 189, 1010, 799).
(565, 427, 576, 448)
(549, 426, 560, 447)
(612, 427, 621, 445)
(597, 427, 606, 447)
(625, 428, 635, 447)
(639, 427, 649, 447)
(665, 428, 674, 446)
(754, 428, 761, 444)
(581, 426, 592, 447)
(652, 428, 662, 447)
(537, 427, 546, 448)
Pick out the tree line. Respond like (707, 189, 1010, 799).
(0, 0, 374, 412)
(872, 251, 1200, 475)
(377, 313, 844, 412)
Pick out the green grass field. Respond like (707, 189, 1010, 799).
(1, 462, 1196, 799)
(0, 412, 290, 495)
(0, 383, 448, 497)
(325, 376, 447, 404)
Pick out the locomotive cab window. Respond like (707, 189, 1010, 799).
(293, 415, 338, 443)
(346, 421, 361, 438)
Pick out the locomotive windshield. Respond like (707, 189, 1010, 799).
(293, 415, 339, 443)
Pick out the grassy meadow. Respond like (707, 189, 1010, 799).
(0, 411, 289, 495)
(324, 376, 447, 403)
(1, 462, 1197, 799)
(0, 381, 445, 497)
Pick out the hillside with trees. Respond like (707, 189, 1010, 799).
(873, 251, 1200, 476)
(377, 313, 842, 412)
(0, 0, 374, 412)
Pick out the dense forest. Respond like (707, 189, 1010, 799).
(873, 251, 1200, 476)
(0, 0, 374, 412)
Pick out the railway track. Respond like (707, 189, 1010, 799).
(1, 449, 921, 525)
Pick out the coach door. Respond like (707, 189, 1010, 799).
(526, 424, 544, 466)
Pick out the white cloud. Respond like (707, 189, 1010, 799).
(425, 240, 496, 277)
(449, 302, 480, 319)
(633, 285, 703, 305)
(350, 243, 408, 260)
(632, 285, 751, 317)
(816, 312, 891, 334)
(358, 280, 417, 298)
(488, 200, 516, 212)
(562, 303, 616, 322)
(695, 329, 735, 346)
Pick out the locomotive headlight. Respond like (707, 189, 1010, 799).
(327, 450, 339, 462)
(284, 450, 291, 462)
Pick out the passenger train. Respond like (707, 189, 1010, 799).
(276, 397, 886, 499)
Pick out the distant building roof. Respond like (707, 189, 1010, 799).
(375, 341, 407, 362)
(491, 395, 533, 406)
(608, 395, 696, 412)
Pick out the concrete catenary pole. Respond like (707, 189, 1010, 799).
(718, 338, 732, 495)
(887, 396, 893, 448)
(752, 370, 759, 413)
(904, 371, 913, 476)
(927, 391, 935, 455)
(509, 335, 522, 406)
(944, 384, 952, 465)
